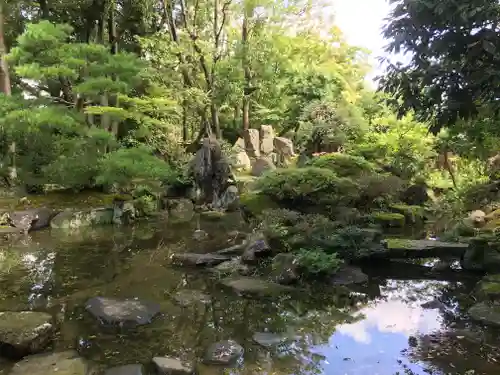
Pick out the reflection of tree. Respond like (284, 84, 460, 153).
(406, 279, 500, 375)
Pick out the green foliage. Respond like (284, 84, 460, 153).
(96, 146, 173, 189)
(380, 0, 500, 133)
(296, 248, 343, 275)
(256, 167, 358, 211)
(305, 153, 376, 177)
(260, 208, 384, 260)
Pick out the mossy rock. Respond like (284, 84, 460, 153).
(371, 212, 406, 228)
(234, 175, 258, 194)
(0, 311, 54, 358)
(239, 192, 279, 216)
(200, 210, 226, 221)
(50, 208, 114, 229)
(475, 275, 500, 300)
(389, 203, 425, 224)
(483, 217, 500, 232)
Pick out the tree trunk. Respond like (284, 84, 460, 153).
(108, 1, 119, 138)
(241, 11, 251, 132)
(0, 3, 15, 182)
(0, 3, 11, 96)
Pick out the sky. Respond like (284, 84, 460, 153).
(330, 0, 393, 83)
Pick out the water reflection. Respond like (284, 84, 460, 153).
(0, 218, 499, 375)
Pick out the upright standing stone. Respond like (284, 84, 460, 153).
(243, 129, 260, 157)
(260, 125, 275, 155)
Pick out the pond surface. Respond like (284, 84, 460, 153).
(0, 213, 499, 375)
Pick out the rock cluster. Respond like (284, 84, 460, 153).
(232, 125, 295, 176)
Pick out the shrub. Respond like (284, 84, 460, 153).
(305, 153, 376, 177)
(257, 167, 359, 211)
(296, 248, 344, 275)
(356, 173, 407, 209)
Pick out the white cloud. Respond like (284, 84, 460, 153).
(337, 300, 443, 344)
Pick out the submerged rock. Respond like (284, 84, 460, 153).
(10, 208, 57, 232)
(381, 239, 468, 259)
(220, 277, 293, 296)
(168, 198, 194, 223)
(173, 290, 211, 306)
(270, 253, 299, 285)
(252, 332, 287, 348)
(9, 350, 95, 375)
(152, 356, 194, 375)
(461, 236, 500, 272)
(50, 208, 114, 229)
(0, 311, 53, 358)
(203, 340, 244, 366)
(468, 302, 500, 327)
(105, 364, 144, 375)
(170, 253, 231, 267)
(85, 297, 161, 327)
(212, 258, 250, 276)
(330, 266, 368, 286)
(474, 274, 500, 300)
(241, 234, 272, 264)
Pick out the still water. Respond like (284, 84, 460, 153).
(0, 213, 499, 374)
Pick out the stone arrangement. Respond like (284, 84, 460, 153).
(232, 125, 295, 176)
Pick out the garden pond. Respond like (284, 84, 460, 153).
(0, 212, 498, 375)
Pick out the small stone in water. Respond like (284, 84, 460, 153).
(203, 340, 244, 366)
(152, 356, 194, 375)
(252, 332, 286, 347)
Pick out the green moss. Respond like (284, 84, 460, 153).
(384, 238, 415, 249)
(475, 276, 500, 300)
(239, 192, 279, 216)
(389, 203, 425, 223)
(371, 212, 406, 228)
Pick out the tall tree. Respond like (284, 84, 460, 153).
(380, 0, 500, 133)
(0, 1, 11, 96)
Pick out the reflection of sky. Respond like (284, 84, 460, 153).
(312, 281, 446, 375)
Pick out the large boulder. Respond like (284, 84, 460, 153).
(9, 350, 96, 375)
(260, 125, 275, 155)
(85, 297, 161, 328)
(330, 266, 368, 286)
(234, 150, 252, 171)
(273, 137, 294, 157)
(243, 129, 260, 157)
(50, 208, 114, 229)
(0, 311, 54, 358)
(251, 157, 276, 177)
(212, 258, 251, 277)
(461, 236, 500, 272)
(9, 208, 57, 232)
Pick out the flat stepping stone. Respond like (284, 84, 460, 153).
(252, 332, 287, 347)
(85, 297, 160, 327)
(220, 277, 293, 296)
(381, 239, 468, 259)
(203, 340, 244, 366)
(10, 350, 94, 375)
(152, 356, 194, 375)
(105, 364, 144, 375)
(170, 253, 231, 267)
(0, 311, 54, 358)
